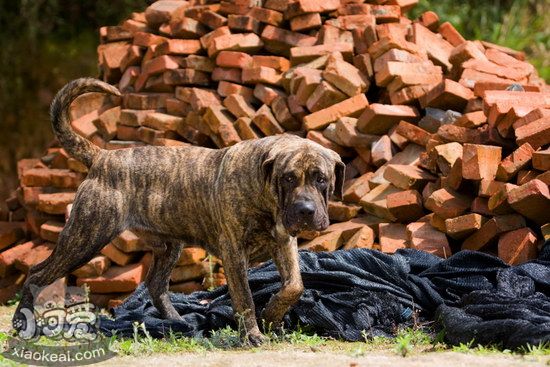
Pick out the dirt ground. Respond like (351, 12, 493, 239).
(0, 305, 547, 367)
(101, 350, 548, 367)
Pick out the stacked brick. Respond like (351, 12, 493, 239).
(0, 0, 549, 307)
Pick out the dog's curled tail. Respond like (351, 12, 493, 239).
(50, 78, 121, 167)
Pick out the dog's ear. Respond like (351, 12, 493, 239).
(333, 159, 345, 201)
(323, 149, 345, 200)
(261, 152, 276, 185)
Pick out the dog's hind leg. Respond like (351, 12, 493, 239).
(13, 185, 126, 330)
(145, 239, 183, 320)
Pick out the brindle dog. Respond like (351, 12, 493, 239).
(13, 78, 345, 345)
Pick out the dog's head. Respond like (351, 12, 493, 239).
(262, 135, 345, 236)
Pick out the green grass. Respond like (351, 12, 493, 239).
(411, 0, 549, 81)
(0, 322, 548, 366)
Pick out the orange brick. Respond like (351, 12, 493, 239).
(303, 94, 369, 130)
(0, 222, 25, 251)
(461, 214, 526, 251)
(406, 222, 451, 258)
(420, 79, 474, 111)
(425, 188, 471, 219)
(357, 104, 419, 135)
(72, 255, 111, 278)
(498, 228, 538, 265)
(379, 223, 407, 253)
(444, 213, 487, 240)
(462, 143, 502, 180)
(328, 201, 361, 222)
(300, 231, 343, 252)
(342, 226, 375, 250)
(386, 190, 424, 223)
(495, 143, 535, 181)
(39, 221, 63, 243)
(77, 262, 146, 294)
(507, 179, 550, 225)
(438, 22, 466, 47)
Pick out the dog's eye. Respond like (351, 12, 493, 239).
(284, 175, 296, 183)
(317, 177, 326, 184)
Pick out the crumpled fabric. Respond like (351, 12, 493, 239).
(100, 241, 550, 349)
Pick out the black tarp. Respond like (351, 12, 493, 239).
(100, 242, 550, 349)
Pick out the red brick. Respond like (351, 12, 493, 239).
(322, 55, 369, 97)
(145, 1, 187, 26)
(252, 104, 285, 136)
(77, 262, 146, 293)
(357, 104, 419, 135)
(73, 255, 111, 278)
(378, 223, 407, 253)
(37, 193, 75, 215)
(253, 84, 285, 105)
(218, 81, 255, 100)
(0, 240, 37, 277)
(112, 230, 148, 253)
(342, 226, 375, 250)
(532, 149, 550, 171)
(375, 61, 441, 87)
(461, 214, 526, 251)
(370, 135, 393, 167)
(420, 79, 474, 111)
(438, 22, 466, 47)
(495, 143, 535, 181)
(360, 183, 402, 221)
(513, 108, 550, 130)
(171, 263, 207, 283)
(395, 121, 432, 146)
(306, 81, 347, 112)
(306, 131, 354, 158)
(386, 190, 424, 223)
(228, 14, 261, 33)
(169, 281, 203, 294)
(285, 0, 341, 18)
(462, 143, 502, 180)
(384, 164, 436, 190)
(515, 117, 550, 149)
(207, 33, 263, 57)
(406, 222, 451, 258)
(211, 68, 242, 83)
(328, 201, 361, 222)
(290, 43, 354, 65)
(412, 23, 454, 72)
(425, 187, 471, 219)
(14, 242, 54, 273)
(343, 173, 373, 203)
(498, 228, 538, 265)
(39, 221, 63, 243)
(488, 183, 517, 215)
(290, 13, 322, 32)
(300, 231, 343, 252)
(507, 179, 550, 225)
(418, 11, 439, 31)
(101, 243, 139, 266)
(0, 222, 25, 251)
(445, 213, 487, 240)
(303, 94, 369, 131)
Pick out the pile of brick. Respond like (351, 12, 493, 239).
(0, 0, 549, 308)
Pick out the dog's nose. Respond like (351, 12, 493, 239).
(296, 201, 315, 217)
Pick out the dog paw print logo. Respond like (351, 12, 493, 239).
(17, 284, 99, 342)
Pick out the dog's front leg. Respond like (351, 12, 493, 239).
(262, 237, 304, 330)
(221, 241, 265, 346)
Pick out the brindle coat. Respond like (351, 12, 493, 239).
(13, 78, 345, 345)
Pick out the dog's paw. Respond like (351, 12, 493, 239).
(247, 331, 268, 347)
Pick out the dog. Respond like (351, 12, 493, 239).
(13, 78, 344, 345)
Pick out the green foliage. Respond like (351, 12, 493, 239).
(411, 0, 549, 81)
